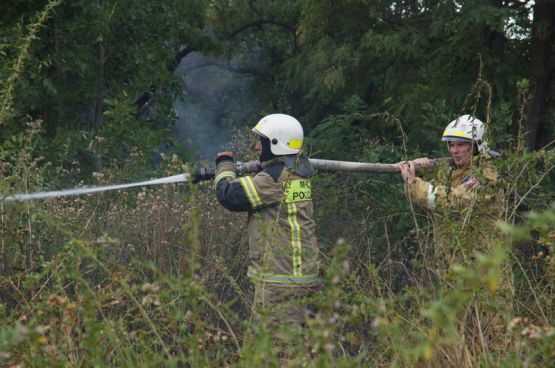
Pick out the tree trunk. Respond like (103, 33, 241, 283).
(94, 42, 105, 131)
(525, 0, 555, 150)
(488, 0, 505, 60)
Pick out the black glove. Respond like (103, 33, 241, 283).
(192, 167, 215, 184)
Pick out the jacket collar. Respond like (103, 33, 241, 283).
(260, 156, 284, 169)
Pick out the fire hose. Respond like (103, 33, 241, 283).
(2, 158, 440, 202)
(192, 158, 440, 182)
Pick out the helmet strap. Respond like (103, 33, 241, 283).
(259, 136, 277, 162)
(472, 142, 480, 156)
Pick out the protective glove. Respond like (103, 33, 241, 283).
(215, 151, 234, 165)
(192, 167, 215, 184)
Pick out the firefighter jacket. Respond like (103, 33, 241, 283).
(407, 153, 500, 219)
(214, 155, 320, 287)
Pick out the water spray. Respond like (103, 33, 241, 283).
(2, 174, 190, 202)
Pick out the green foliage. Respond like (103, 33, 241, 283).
(1, 1, 554, 366)
(306, 96, 369, 160)
(213, 0, 550, 153)
(1, 0, 216, 180)
(1, 138, 554, 366)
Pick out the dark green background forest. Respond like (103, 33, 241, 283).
(2, 0, 554, 174)
(0, 1, 554, 367)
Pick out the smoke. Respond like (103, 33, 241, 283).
(173, 52, 260, 160)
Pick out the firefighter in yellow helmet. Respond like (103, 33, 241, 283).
(396, 115, 499, 217)
(213, 114, 321, 327)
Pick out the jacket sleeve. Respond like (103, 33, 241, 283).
(407, 178, 439, 210)
(407, 177, 480, 211)
(214, 160, 284, 212)
(214, 158, 252, 212)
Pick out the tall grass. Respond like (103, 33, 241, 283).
(0, 122, 553, 367)
(0, 4, 553, 365)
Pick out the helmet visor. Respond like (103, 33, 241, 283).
(252, 126, 268, 139)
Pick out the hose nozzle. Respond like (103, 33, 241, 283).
(192, 160, 261, 183)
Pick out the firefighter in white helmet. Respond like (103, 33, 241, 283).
(213, 114, 321, 334)
(396, 116, 509, 350)
(396, 114, 499, 213)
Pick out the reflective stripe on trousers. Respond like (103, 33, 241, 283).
(247, 267, 319, 284)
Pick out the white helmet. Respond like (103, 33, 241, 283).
(252, 114, 303, 155)
(442, 114, 488, 153)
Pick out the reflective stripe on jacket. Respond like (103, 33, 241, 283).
(215, 156, 320, 286)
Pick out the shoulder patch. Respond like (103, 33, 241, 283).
(462, 175, 478, 189)
(263, 163, 285, 182)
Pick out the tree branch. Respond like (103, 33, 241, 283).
(228, 19, 295, 39)
(134, 19, 294, 109)
(181, 60, 271, 81)
(135, 46, 195, 109)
